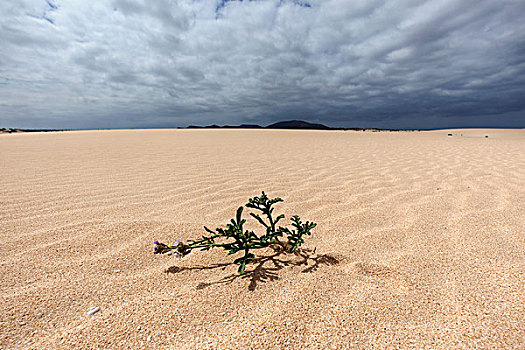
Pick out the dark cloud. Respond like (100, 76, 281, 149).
(0, 0, 524, 129)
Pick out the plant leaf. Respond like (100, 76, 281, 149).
(236, 206, 243, 224)
(250, 213, 269, 228)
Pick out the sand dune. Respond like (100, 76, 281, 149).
(1, 129, 524, 349)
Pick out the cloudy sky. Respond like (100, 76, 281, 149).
(1, 0, 524, 129)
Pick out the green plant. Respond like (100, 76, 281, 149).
(154, 192, 317, 274)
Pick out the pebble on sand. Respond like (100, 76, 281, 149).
(87, 307, 100, 315)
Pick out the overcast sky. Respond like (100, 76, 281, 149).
(1, 0, 524, 129)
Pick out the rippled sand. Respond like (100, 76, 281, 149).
(1, 129, 524, 349)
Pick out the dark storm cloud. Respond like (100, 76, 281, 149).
(0, 0, 524, 129)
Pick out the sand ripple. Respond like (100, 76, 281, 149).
(1, 129, 524, 349)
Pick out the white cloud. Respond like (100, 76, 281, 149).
(0, 0, 524, 128)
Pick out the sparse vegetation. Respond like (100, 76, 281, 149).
(154, 192, 316, 274)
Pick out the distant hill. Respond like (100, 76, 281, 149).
(266, 120, 330, 130)
(187, 124, 262, 129)
(223, 124, 263, 129)
(184, 120, 409, 131)
(187, 120, 331, 130)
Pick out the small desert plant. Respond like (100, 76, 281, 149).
(154, 192, 316, 274)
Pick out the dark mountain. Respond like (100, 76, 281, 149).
(184, 120, 408, 131)
(186, 120, 330, 130)
(265, 120, 330, 130)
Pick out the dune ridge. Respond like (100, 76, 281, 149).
(1, 129, 524, 349)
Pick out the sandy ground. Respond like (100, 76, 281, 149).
(1, 128, 524, 349)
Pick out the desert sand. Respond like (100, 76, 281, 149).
(1, 128, 524, 349)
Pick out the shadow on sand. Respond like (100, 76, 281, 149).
(164, 248, 339, 291)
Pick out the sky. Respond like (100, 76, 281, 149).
(1, 0, 525, 129)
